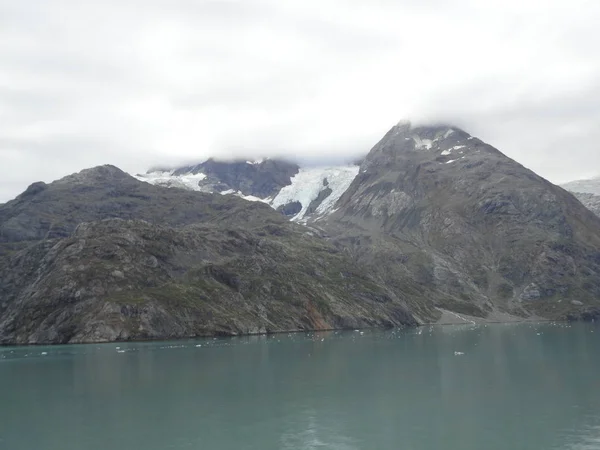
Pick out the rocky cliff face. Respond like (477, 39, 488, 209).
(319, 122, 600, 322)
(0, 168, 416, 344)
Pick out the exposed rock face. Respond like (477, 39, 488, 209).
(0, 169, 416, 344)
(319, 122, 600, 322)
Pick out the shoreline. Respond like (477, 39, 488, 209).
(0, 316, 586, 348)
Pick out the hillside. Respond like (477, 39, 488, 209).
(0, 167, 416, 344)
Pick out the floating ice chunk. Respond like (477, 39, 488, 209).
(454, 351, 465, 356)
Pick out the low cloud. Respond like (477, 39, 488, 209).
(1, 0, 599, 201)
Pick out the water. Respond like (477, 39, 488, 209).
(1, 323, 599, 450)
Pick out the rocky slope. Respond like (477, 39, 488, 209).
(318, 122, 600, 322)
(0, 167, 416, 344)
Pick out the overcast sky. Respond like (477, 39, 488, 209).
(1, 0, 599, 201)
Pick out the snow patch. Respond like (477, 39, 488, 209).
(220, 190, 270, 203)
(444, 129, 455, 138)
(412, 136, 433, 150)
(441, 145, 467, 157)
(135, 171, 208, 191)
(271, 165, 359, 222)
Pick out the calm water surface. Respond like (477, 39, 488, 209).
(1, 322, 599, 450)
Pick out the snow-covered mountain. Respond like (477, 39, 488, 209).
(560, 176, 600, 217)
(135, 158, 360, 223)
(561, 177, 600, 195)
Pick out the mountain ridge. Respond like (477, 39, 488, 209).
(2, 121, 600, 344)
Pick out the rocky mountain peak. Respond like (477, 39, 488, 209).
(360, 122, 476, 175)
(54, 165, 130, 186)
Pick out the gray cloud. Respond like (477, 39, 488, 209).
(1, 0, 600, 201)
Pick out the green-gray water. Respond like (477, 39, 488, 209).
(1, 323, 599, 450)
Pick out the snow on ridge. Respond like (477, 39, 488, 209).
(271, 165, 360, 222)
(441, 145, 467, 156)
(134, 163, 360, 222)
(220, 190, 270, 203)
(135, 171, 207, 191)
(561, 177, 600, 195)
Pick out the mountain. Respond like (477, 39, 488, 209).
(2, 121, 600, 344)
(560, 177, 600, 217)
(0, 166, 416, 344)
(561, 177, 600, 195)
(317, 122, 600, 322)
(136, 159, 360, 222)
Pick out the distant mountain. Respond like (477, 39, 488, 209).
(561, 177, 600, 195)
(136, 158, 360, 222)
(569, 192, 600, 217)
(560, 177, 600, 217)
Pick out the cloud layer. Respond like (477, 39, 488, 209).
(1, 0, 599, 201)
